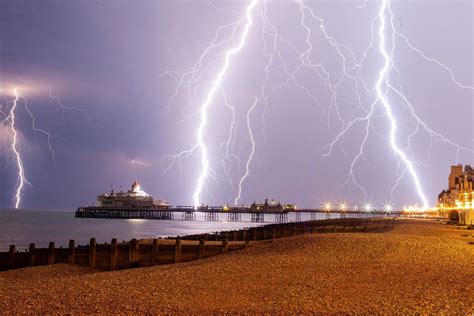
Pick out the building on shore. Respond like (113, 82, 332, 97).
(437, 164, 474, 226)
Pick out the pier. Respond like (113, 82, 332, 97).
(75, 206, 404, 222)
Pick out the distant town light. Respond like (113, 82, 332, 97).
(323, 202, 331, 211)
(364, 203, 373, 212)
(384, 203, 393, 212)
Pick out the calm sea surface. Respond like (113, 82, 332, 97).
(0, 208, 333, 251)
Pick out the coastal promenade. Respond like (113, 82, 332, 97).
(0, 220, 472, 313)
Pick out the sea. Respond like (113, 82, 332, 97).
(0, 208, 334, 251)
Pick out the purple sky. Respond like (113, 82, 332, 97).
(0, 0, 473, 209)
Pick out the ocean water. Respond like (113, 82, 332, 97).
(0, 208, 333, 251)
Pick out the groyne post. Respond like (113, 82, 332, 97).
(48, 242, 55, 265)
(68, 240, 75, 265)
(222, 238, 228, 254)
(8, 245, 15, 269)
(111, 238, 118, 270)
(199, 239, 205, 259)
(89, 238, 97, 268)
(130, 238, 139, 264)
(175, 237, 182, 263)
(29, 243, 35, 267)
(152, 238, 159, 265)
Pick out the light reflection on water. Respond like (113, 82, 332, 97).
(0, 208, 335, 251)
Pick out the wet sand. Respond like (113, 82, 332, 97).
(0, 220, 473, 314)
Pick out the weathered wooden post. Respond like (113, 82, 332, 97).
(151, 238, 159, 265)
(272, 228, 276, 240)
(222, 238, 229, 254)
(110, 238, 118, 270)
(291, 226, 296, 236)
(242, 230, 247, 241)
(68, 240, 75, 264)
(175, 237, 182, 263)
(8, 245, 16, 269)
(224, 231, 229, 242)
(129, 238, 139, 264)
(89, 238, 97, 268)
(48, 242, 55, 265)
(252, 229, 257, 241)
(198, 239, 206, 259)
(233, 231, 237, 241)
(262, 229, 267, 240)
(29, 243, 35, 267)
(245, 238, 250, 248)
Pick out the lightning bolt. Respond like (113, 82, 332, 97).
(8, 89, 29, 208)
(162, 0, 472, 210)
(375, 0, 428, 209)
(321, 0, 472, 209)
(161, 0, 259, 207)
(234, 97, 257, 205)
(1, 86, 87, 208)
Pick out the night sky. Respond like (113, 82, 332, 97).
(0, 0, 473, 209)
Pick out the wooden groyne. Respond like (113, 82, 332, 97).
(0, 217, 395, 272)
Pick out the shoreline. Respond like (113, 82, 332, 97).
(0, 219, 472, 314)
